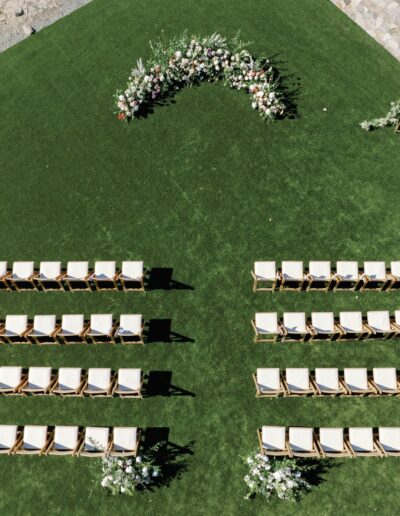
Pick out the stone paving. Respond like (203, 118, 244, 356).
(331, 0, 400, 60)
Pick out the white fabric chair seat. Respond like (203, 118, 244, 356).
(286, 368, 310, 391)
(336, 261, 358, 280)
(65, 261, 90, 280)
(281, 261, 303, 280)
(339, 312, 363, 333)
(0, 262, 8, 277)
(315, 368, 340, 392)
(22, 426, 47, 450)
(390, 262, 400, 279)
(311, 312, 335, 334)
(367, 311, 391, 333)
(38, 261, 62, 280)
(283, 313, 306, 334)
(349, 427, 374, 452)
(57, 368, 82, 391)
(116, 315, 142, 336)
(4, 315, 28, 337)
(254, 261, 276, 280)
(255, 313, 278, 334)
(344, 368, 369, 391)
(87, 368, 111, 391)
(363, 261, 386, 281)
(30, 315, 56, 337)
(0, 366, 22, 389)
(373, 368, 397, 392)
(257, 368, 280, 392)
(87, 314, 113, 336)
(93, 261, 116, 280)
(0, 425, 18, 450)
(121, 261, 143, 281)
(113, 427, 138, 452)
(84, 427, 109, 452)
(309, 261, 331, 280)
(117, 369, 141, 391)
(54, 426, 79, 451)
(319, 428, 345, 453)
(59, 314, 85, 336)
(26, 367, 52, 390)
(261, 426, 286, 451)
(11, 261, 34, 280)
(289, 427, 314, 452)
(379, 427, 400, 453)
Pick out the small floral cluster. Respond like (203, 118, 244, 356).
(115, 33, 286, 122)
(100, 453, 161, 496)
(360, 99, 400, 131)
(243, 451, 311, 501)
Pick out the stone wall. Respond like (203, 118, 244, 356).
(331, 0, 400, 60)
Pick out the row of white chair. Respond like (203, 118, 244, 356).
(253, 368, 400, 397)
(0, 425, 140, 456)
(0, 367, 143, 397)
(252, 311, 400, 342)
(0, 261, 144, 291)
(258, 426, 400, 458)
(252, 261, 400, 291)
(0, 314, 144, 344)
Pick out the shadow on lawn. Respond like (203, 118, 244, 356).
(144, 371, 195, 397)
(146, 268, 194, 290)
(267, 54, 301, 120)
(145, 319, 194, 344)
(143, 427, 194, 488)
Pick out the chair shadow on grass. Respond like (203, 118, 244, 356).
(294, 457, 337, 492)
(144, 371, 195, 398)
(143, 427, 194, 489)
(145, 319, 194, 344)
(146, 268, 194, 290)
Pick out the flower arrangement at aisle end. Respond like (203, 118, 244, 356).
(360, 99, 400, 132)
(115, 32, 287, 123)
(243, 451, 312, 501)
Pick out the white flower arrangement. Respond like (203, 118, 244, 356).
(115, 32, 286, 122)
(243, 451, 311, 501)
(360, 100, 400, 132)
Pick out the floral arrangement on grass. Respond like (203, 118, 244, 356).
(360, 99, 400, 132)
(98, 446, 162, 496)
(115, 32, 287, 122)
(243, 451, 312, 501)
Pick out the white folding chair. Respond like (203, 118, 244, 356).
(20, 367, 55, 395)
(110, 427, 140, 457)
(257, 426, 289, 456)
(282, 312, 309, 342)
(313, 368, 346, 396)
(306, 261, 333, 291)
(92, 261, 118, 290)
(251, 261, 277, 291)
(0, 425, 21, 454)
(371, 368, 400, 395)
(0, 315, 30, 344)
(85, 314, 116, 344)
(27, 315, 59, 345)
(361, 261, 389, 291)
(9, 261, 37, 291)
(113, 368, 143, 398)
(308, 312, 341, 341)
(0, 261, 11, 291)
(252, 313, 281, 343)
(15, 426, 51, 455)
(83, 368, 114, 397)
(280, 261, 304, 291)
(56, 314, 88, 344)
(378, 427, 400, 456)
(35, 261, 64, 291)
(317, 428, 352, 458)
(51, 368, 85, 396)
(78, 427, 111, 457)
(115, 314, 144, 344)
(252, 368, 284, 397)
(0, 366, 26, 395)
(289, 427, 319, 457)
(46, 426, 82, 456)
(333, 261, 361, 291)
(343, 368, 376, 396)
(118, 261, 145, 291)
(64, 261, 92, 291)
(284, 368, 314, 396)
(338, 312, 370, 340)
(348, 427, 382, 457)
(366, 311, 395, 340)
(388, 262, 400, 290)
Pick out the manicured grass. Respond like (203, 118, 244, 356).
(1, 0, 400, 513)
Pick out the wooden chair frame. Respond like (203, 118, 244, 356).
(360, 275, 390, 292)
(365, 321, 397, 340)
(311, 375, 347, 397)
(316, 433, 353, 458)
(78, 431, 112, 457)
(282, 374, 316, 397)
(0, 373, 28, 395)
(257, 428, 291, 457)
(342, 375, 378, 397)
(0, 430, 23, 455)
(337, 322, 371, 341)
(251, 319, 281, 343)
(92, 273, 119, 291)
(279, 274, 304, 292)
(26, 324, 61, 346)
(252, 373, 285, 397)
(370, 376, 400, 396)
(387, 273, 400, 291)
(349, 432, 384, 457)
(109, 429, 141, 457)
(281, 326, 310, 343)
(0, 271, 12, 292)
(332, 274, 362, 292)
(307, 321, 343, 342)
(305, 273, 334, 292)
(14, 429, 53, 455)
(118, 273, 145, 292)
(64, 274, 93, 291)
(8, 273, 39, 292)
(116, 324, 145, 345)
(82, 373, 116, 397)
(289, 430, 320, 458)
(112, 372, 143, 398)
(0, 323, 32, 344)
(19, 374, 57, 395)
(251, 270, 278, 292)
(84, 322, 117, 345)
(35, 272, 66, 291)
(55, 323, 89, 345)
(50, 374, 87, 397)
(46, 429, 84, 456)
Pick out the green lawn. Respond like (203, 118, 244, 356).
(1, 0, 400, 514)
